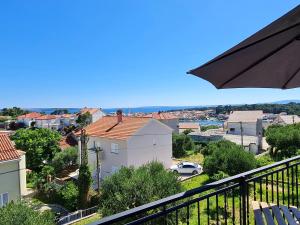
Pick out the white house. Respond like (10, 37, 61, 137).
(273, 114, 300, 125)
(179, 122, 201, 133)
(60, 114, 76, 127)
(79, 108, 105, 123)
(0, 134, 26, 207)
(227, 111, 263, 136)
(78, 111, 173, 183)
(147, 112, 179, 133)
(17, 112, 42, 127)
(35, 115, 61, 130)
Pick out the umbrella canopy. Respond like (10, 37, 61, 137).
(188, 5, 300, 89)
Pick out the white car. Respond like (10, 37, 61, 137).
(170, 162, 203, 175)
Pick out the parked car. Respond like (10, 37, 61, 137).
(170, 162, 203, 175)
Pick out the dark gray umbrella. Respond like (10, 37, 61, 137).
(188, 4, 300, 89)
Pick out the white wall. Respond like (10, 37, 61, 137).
(227, 122, 257, 136)
(91, 110, 105, 123)
(127, 119, 172, 169)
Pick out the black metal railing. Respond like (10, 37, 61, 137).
(90, 155, 300, 225)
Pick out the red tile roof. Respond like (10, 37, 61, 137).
(17, 112, 42, 120)
(36, 115, 60, 120)
(0, 134, 21, 162)
(151, 112, 178, 120)
(82, 116, 151, 140)
(80, 108, 100, 115)
(59, 135, 78, 150)
(179, 123, 200, 129)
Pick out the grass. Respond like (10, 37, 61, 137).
(175, 152, 204, 165)
(71, 213, 101, 225)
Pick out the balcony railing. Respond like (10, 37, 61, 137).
(90, 155, 300, 225)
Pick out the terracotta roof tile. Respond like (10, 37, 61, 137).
(17, 112, 42, 120)
(36, 115, 60, 120)
(179, 123, 200, 129)
(228, 111, 263, 123)
(0, 134, 21, 162)
(80, 108, 100, 115)
(82, 116, 150, 140)
(151, 112, 178, 120)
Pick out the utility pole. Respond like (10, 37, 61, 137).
(89, 141, 102, 194)
(240, 121, 244, 148)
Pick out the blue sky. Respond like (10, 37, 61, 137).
(1, 1, 300, 108)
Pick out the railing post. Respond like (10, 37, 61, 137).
(286, 162, 290, 207)
(240, 176, 247, 225)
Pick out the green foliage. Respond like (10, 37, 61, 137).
(256, 154, 275, 167)
(182, 128, 193, 135)
(265, 124, 300, 160)
(0, 201, 55, 225)
(58, 182, 79, 211)
(11, 128, 61, 170)
(100, 161, 183, 218)
(76, 112, 92, 127)
(78, 164, 92, 209)
(0, 107, 29, 118)
(203, 140, 257, 177)
(201, 125, 219, 132)
(50, 109, 69, 115)
(172, 133, 195, 158)
(51, 147, 78, 173)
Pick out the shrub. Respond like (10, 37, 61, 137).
(51, 147, 78, 173)
(265, 124, 300, 160)
(0, 201, 55, 225)
(58, 182, 79, 211)
(203, 140, 257, 176)
(172, 133, 195, 157)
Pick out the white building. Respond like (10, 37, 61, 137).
(79, 108, 105, 123)
(60, 114, 76, 127)
(17, 112, 42, 127)
(0, 134, 26, 206)
(78, 112, 173, 182)
(179, 122, 201, 133)
(227, 111, 263, 136)
(273, 114, 300, 125)
(147, 112, 179, 133)
(35, 115, 61, 130)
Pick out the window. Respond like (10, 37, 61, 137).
(0, 193, 9, 207)
(111, 143, 119, 154)
(230, 128, 235, 132)
(183, 165, 195, 169)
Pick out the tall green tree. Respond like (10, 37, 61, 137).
(0, 201, 55, 225)
(172, 133, 195, 157)
(265, 124, 300, 160)
(76, 112, 92, 127)
(77, 129, 92, 209)
(11, 128, 61, 170)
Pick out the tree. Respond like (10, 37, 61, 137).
(77, 129, 92, 209)
(0, 201, 55, 225)
(172, 133, 195, 158)
(182, 128, 193, 135)
(58, 182, 79, 211)
(11, 128, 61, 170)
(100, 161, 183, 218)
(51, 147, 78, 173)
(51, 109, 69, 115)
(265, 124, 300, 160)
(0, 107, 29, 118)
(201, 125, 219, 132)
(76, 112, 92, 127)
(203, 140, 257, 177)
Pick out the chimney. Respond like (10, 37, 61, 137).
(116, 109, 123, 123)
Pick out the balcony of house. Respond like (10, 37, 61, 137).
(90, 155, 300, 225)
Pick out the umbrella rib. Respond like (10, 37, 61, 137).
(219, 38, 296, 88)
(187, 22, 300, 74)
(282, 65, 300, 89)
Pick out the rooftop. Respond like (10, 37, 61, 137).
(0, 134, 21, 162)
(150, 112, 178, 120)
(17, 112, 42, 120)
(36, 115, 60, 120)
(179, 122, 200, 129)
(80, 107, 100, 115)
(227, 110, 263, 123)
(82, 116, 151, 140)
(278, 115, 300, 124)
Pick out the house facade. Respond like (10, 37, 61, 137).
(227, 111, 263, 136)
(150, 112, 179, 133)
(35, 115, 61, 130)
(0, 134, 26, 207)
(78, 113, 172, 182)
(17, 112, 42, 127)
(179, 122, 201, 133)
(79, 108, 106, 123)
